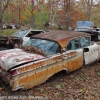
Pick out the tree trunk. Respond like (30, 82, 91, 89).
(82, 0, 93, 21)
(65, 0, 71, 30)
(0, 1, 3, 29)
(31, 0, 35, 28)
(0, 0, 11, 29)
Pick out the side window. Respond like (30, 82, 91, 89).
(66, 38, 80, 51)
(67, 42, 72, 50)
(80, 36, 90, 47)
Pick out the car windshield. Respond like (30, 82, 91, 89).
(24, 38, 61, 56)
(11, 30, 29, 38)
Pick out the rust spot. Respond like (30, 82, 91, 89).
(68, 56, 83, 72)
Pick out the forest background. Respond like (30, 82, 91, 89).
(0, 0, 100, 30)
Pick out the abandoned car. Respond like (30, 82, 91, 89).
(11, 28, 46, 45)
(0, 36, 22, 51)
(0, 31, 100, 91)
(0, 28, 46, 50)
(74, 21, 100, 41)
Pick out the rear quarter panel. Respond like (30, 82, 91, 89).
(10, 54, 64, 91)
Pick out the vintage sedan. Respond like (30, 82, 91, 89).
(0, 31, 99, 91)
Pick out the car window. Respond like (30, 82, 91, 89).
(66, 38, 80, 50)
(80, 36, 90, 47)
(11, 30, 29, 38)
(24, 39, 61, 56)
(26, 31, 44, 37)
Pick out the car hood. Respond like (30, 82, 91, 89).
(0, 48, 45, 71)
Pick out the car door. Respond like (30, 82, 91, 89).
(80, 36, 99, 65)
(63, 38, 83, 72)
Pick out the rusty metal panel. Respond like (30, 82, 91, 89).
(16, 55, 62, 74)
(68, 56, 83, 72)
(63, 49, 83, 72)
(10, 55, 63, 91)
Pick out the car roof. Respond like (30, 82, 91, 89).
(31, 30, 90, 48)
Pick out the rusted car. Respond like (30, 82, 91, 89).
(0, 28, 46, 50)
(0, 36, 22, 51)
(74, 21, 100, 41)
(11, 28, 46, 45)
(0, 31, 100, 91)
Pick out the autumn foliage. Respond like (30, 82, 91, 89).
(0, 0, 100, 29)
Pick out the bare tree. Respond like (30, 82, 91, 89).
(0, 0, 11, 29)
(44, 0, 72, 29)
(82, 0, 93, 21)
(64, 0, 71, 29)
(48, 0, 58, 28)
(31, 0, 35, 28)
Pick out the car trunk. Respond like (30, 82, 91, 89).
(0, 48, 45, 84)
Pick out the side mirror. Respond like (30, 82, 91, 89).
(83, 48, 89, 52)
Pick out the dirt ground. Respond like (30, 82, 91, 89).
(0, 62, 100, 100)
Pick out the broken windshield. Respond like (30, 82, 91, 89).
(24, 39, 61, 55)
